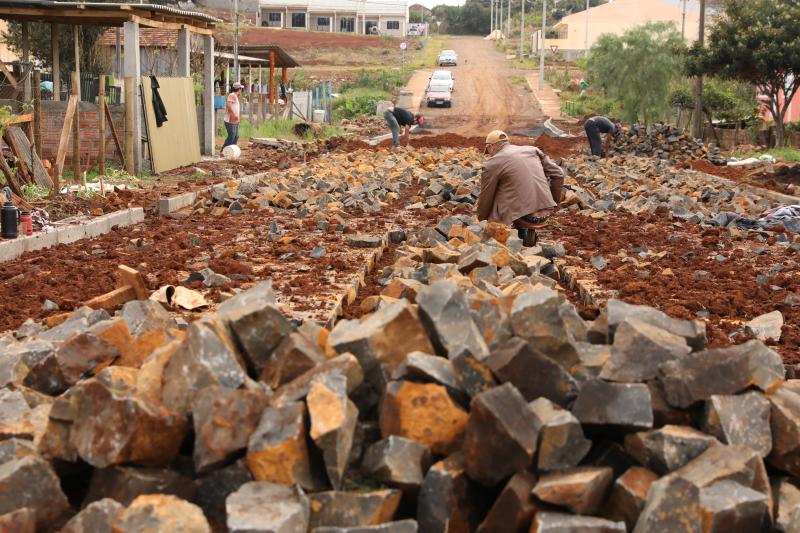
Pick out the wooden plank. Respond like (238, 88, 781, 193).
(55, 95, 78, 183)
(85, 285, 138, 312)
(71, 71, 80, 182)
(0, 61, 18, 88)
(4, 126, 53, 189)
(0, 152, 24, 198)
(4, 128, 32, 185)
(117, 265, 148, 300)
(124, 77, 134, 175)
(105, 104, 125, 167)
(99, 74, 106, 176)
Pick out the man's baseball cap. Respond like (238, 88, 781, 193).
(485, 130, 509, 146)
(415, 114, 425, 125)
(232, 82, 243, 90)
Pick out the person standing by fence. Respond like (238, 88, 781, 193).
(223, 83, 243, 150)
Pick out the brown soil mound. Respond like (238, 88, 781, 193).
(534, 135, 585, 159)
(692, 159, 800, 197)
(691, 159, 751, 181)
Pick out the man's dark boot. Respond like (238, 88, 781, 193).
(517, 228, 538, 247)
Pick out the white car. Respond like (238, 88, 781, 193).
(429, 70, 455, 92)
(438, 50, 457, 66)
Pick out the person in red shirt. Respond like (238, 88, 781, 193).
(223, 83, 243, 149)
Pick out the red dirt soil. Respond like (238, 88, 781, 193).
(692, 159, 800, 197)
(550, 210, 800, 363)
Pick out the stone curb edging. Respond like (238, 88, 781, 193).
(322, 232, 391, 329)
(157, 172, 270, 215)
(0, 207, 145, 264)
(695, 171, 800, 207)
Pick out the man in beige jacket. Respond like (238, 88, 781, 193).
(477, 130, 564, 246)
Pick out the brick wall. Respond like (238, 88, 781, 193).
(40, 101, 126, 170)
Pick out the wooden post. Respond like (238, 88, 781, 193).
(73, 26, 80, 100)
(203, 34, 215, 156)
(124, 77, 134, 175)
(21, 22, 30, 102)
(71, 71, 80, 182)
(33, 70, 41, 158)
(260, 92, 266, 123)
(51, 23, 60, 101)
(269, 51, 276, 118)
(99, 74, 106, 176)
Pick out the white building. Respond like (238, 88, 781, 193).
(259, 0, 409, 37)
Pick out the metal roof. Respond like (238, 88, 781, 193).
(0, 1, 220, 30)
(52, 2, 221, 23)
(232, 44, 302, 69)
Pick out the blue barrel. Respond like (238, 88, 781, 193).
(214, 95, 225, 110)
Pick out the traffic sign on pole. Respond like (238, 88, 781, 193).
(550, 45, 559, 53)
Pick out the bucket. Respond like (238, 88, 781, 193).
(222, 145, 241, 159)
(312, 110, 326, 124)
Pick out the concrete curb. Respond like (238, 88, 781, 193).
(157, 172, 269, 215)
(0, 207, 145, 263)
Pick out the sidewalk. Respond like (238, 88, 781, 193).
(525, 72, 564, 119)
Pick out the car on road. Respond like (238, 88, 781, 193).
(429, 70, 455, 92)
(426, 83, 452, 108)
(438, 50, 458, 66)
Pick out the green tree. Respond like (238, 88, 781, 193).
(432, 0, 491, 35)
(687, 0, 800, 148)
(587, 22, 686, 124)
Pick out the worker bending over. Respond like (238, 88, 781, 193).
(383, 106, 424, 149)
(584, 115, 621, 157)
(478, 131, 564, 246)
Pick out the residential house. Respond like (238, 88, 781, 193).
(259, 0, 409, 37)
(533, 0, 701, 59)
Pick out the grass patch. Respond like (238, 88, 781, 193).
(223, 118, 345, 141)
(560, 90, 616, 118)
(734, 147, 800, 163)
(407, 36, 446, 70)
(508, 74, 532, 92)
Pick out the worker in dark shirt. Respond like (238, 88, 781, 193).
(383, 106, 425, 149)
(584, 115, 621, 157)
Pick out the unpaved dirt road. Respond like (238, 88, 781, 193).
(419, 36, 545, 136)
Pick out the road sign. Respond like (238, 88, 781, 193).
(400, 41, 408, 50)
(550, 45, 559, 53)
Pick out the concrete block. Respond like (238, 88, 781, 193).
(130, 207, 144, 223)
(56, 224, 87, 245)
(0, 237, 25, 262)
(24, 231, 58, 252)
(84, 217, 111, 238)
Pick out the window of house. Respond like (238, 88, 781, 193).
(340, 17, 354, 32)
(317, 17, 330, 26)
(291, 13, 306, 28)
(386, 21, 400, 30)
(268, 12, 281, 22)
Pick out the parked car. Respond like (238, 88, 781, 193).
(438, 50, 458, 66)
(429, 70, 455, 92)
(426, 83, 452, 108)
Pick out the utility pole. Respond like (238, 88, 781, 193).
(584, 0, 590, 55)
(539, 0, 546, 90)
(681, 0, 687, 39)
(519, 0, 525, 58)
(692, 0, 705, 139)
(507, 0, 511, 37)
(490, 0, 494, 34)
(499, 0, 503, 37)
(233, 0, 240, 83)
